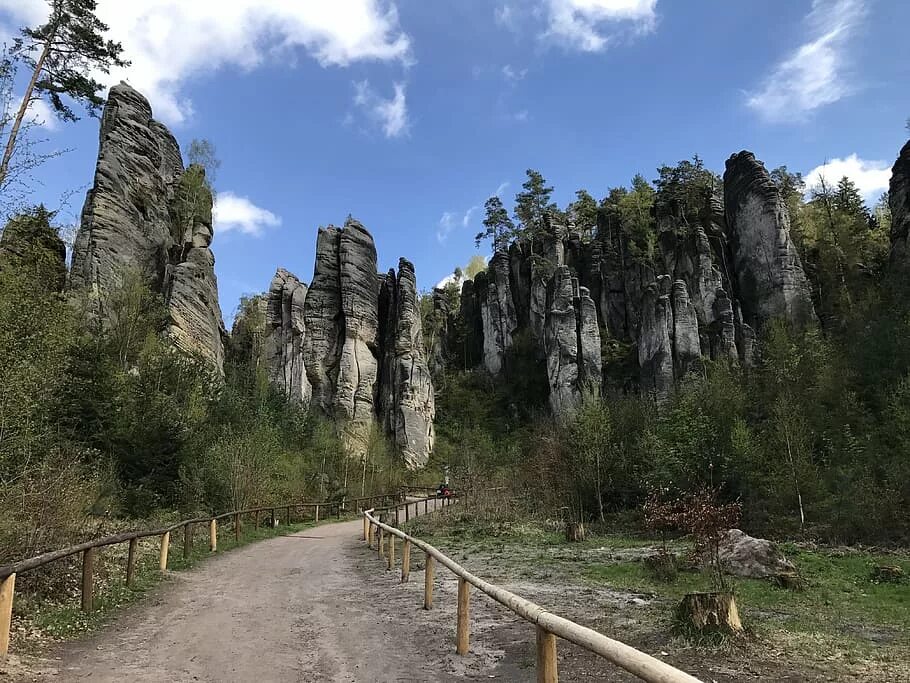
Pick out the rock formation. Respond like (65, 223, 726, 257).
(379, 259, 436, 468)
(889, 140, 910, 270)
(70, 83, 225, 369)
(264, 268, 310, 404)
(544, 267, 602, 415)
(723, 151, 816, 331)
(264, 221, 435, 468)
(476, 251, 517, 375)
(440, 149, 818, 411)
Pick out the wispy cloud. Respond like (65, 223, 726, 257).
(746, 0, 866, 122)
(502, 64, 527, 82)
(353, 80, 410, 138)
(804, 154, 891, 202)
(437, 205, 480, 244)
(9, 95, 59, 131)
(541, 0, 658, 52)
(213, 192, 281, 236)
(495, 181, 510, 197)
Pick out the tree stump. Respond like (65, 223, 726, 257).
(565, 522, 585, 542)
(676, 592, 742, 636)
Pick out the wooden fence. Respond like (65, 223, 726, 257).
(364, 502, 703, 683)
(0, 491, 406, 659)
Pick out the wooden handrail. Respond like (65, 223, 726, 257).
(364, 504, 702, 683)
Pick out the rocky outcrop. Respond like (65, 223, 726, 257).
(724, 151, 816, 331)
(476, 251, 517, 374)
(545, 267, 582, 414)
(0, 211, 67, 293)
(335, 222, 381, 455)
(264, 268, 310, 404)
(889, 140, 910, 270)
(379, 259, 436, 468)
(267, 221, 435, 468)
(164, 166, 225, 369)
(638, 278, 674, 402)
(70, 83, 225, 369)
(671, 279, 701, 379)
(302, 220, 379, 456)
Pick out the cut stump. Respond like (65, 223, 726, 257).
(676, 591, 742, 636)
(565, 522, 585, 543)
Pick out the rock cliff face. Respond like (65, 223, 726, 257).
(265, 268, 310, 404)
(379, 259, 436, 468)
(723, 151, 816, 331)
(439, 149, 817, 412)
(265, 220, 435, 468)
(70, 83, 225, 369)
(889, 140, 910, 271)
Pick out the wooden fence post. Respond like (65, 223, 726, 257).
(368, 521, 375, 548)
(387, 535, 395, 570)
(362, 516, 368, 541)
(81, 547, 94, 612)
(378, 528, 385, 559)
(424, 554, 435, 610)
(234, 514, 241, 542)
(536, 626, 558, 683)
(183, 523, 192, 561)
(425, 498, 429, 515)
(286, 506, 291, 525)
(159, 531, 170, 571)
(270, 508, 276, 527)
(0, 573, 15, 660)
(405, 502, 410, 522)
(401, 540, 411, 583)
(126, 537, 138, 587)
(456, 577, 470, 655)
(315, 504, 320, 523)
(210, 519, 217, 552)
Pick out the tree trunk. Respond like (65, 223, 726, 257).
(0, 30, 54, 188)
(676, 592, 742, 636)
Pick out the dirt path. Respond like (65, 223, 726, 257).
(23, 504, 536, 683)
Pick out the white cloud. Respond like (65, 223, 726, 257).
(746, 0, 866, 122)
(8, 95, 59, 131)
(213, 192, 281, 236)
(542, 0, 658, 51)
(353, 80, 409, 138)
(495, 181, 510, 197)
(804, 154, 891, 202)
(494, 4, 518, 30)
(1, 0, 412, 125)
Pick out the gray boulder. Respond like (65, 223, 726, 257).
(716, 529, 797, 579)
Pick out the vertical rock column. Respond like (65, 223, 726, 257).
(264, 268, 311, 404)
(335, 220, 380, 457)
(381, 259, 436, 469)
(724, 151, 816, 331)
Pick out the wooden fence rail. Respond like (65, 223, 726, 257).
(0, 491, 409, 659)
(364, 501, 702, 683)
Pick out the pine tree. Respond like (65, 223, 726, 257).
(476, 196, 515, 252)
(514, 169, 555, 243)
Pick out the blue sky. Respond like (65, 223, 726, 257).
(2, 0, 909, 324)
